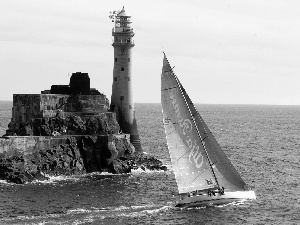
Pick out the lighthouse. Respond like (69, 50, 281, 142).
(110, 7, 142, 152)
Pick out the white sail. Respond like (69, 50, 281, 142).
(178, 82, 248, 191)
(161, 54, 218, 194)
(161, 53, 256, 207)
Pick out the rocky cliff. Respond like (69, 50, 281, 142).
(0, 113, 166, 184)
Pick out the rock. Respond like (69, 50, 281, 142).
(110, 159, 131, 174)
(78, 136, 102, 172)
(40, 124, 52, 136)
(85, 117, 100, 135)
(4, 113, 120, 137)
(66, 116, 86, 135)
(0, 157, 48, 184)
(1, 112, 166, 183)
(132, 153, 165, 171)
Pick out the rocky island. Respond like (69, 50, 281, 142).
(0, 72, 166, 184)
(0, 7, 166, 184)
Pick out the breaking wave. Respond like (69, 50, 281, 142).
(131, 164, 171, 174)
(65, 204, 173, 221)
(0, 179, 10, 185)
(29, 171, 126, 185)
(30, 174, 82, 184)
(1, 204, 173, 225)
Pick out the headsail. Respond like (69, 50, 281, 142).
(177, 80, 248, 192)
(161, 54, 218, 194)
(161, 53, 248, 194)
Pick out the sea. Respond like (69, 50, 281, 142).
(0, 102, 299, 225)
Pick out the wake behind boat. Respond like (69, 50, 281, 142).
(160, 53, 256, 208)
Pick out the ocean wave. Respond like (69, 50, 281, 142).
(67, 204, 157, 214)
(0, 167, 171, 186)
(0, 204, 168, 225)
(83, 171, 124, 176)
(30, 174, 82, 184)
(0, 179, 10, 185)
(131, 165, 171, 174)
(29, 171, 126, 185)
(0, 212, 62, 223)
(66, 204, 172, 217)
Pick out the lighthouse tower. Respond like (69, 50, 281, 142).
(110, 7, 142, 152)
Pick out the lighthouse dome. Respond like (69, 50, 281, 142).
(117, 6, 129, 17)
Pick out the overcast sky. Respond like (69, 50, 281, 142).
(0, 0, 300, 105)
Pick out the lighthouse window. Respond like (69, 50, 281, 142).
(115, 58, 117, 62)
(128, 58, 130, 62)
(114, 77, 117, 81)
(128, 77, 130, 81)
(121, 67, 124, 71)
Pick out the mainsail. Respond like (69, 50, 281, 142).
(161, 53, 247, 194)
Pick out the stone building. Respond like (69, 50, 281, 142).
(11, 72, 109, 124)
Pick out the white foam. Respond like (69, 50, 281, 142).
(0, 179, 10, 184)
(67, 203, 170, 215)
(30, 171, 126, 185)
(1, 213, 61, 222)
(2, 204, 173, 224)
(31, 174, 81, 184)
(108, 205, 172, 219)
(1, 165, 169, 186)
(67, 208, 92, 214)
(131, 166, 170, 174)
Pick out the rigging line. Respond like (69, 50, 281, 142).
(191, 112, 198, 118)
(164, 66, 175, 73)
(188, 165, 211, 185)
(161, 86, 178, 91)
(211, 160, 218, 166)
(164, 69, 174, 73)
(166, 129, 175, 136)
(172, 149, 191, 164)
(200, 136, 207, 142)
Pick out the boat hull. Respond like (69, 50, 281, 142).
(175, 190, 256, 208)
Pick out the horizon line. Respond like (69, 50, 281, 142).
(0, 100, 299, 107)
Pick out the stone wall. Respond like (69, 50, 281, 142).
(64, 95, 109, 113)
(40, 94, 68, 117)
(12, 94, 109, 124)
(12, 94, 43, 123)
(0, 136, 68, 158)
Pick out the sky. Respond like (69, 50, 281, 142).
(0, 0, 300, 105)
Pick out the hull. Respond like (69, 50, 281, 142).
(175, 190, 256, 208)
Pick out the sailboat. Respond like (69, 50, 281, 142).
(161, 53, 256, 207)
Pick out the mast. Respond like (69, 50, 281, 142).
(163, 53, 220, 191)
